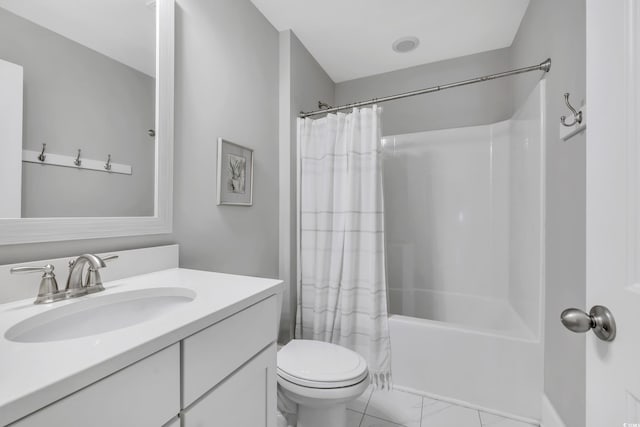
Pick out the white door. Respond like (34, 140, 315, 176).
(586, 1, 640, 426)
(0, 58, 23, 218)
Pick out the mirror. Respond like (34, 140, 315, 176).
(0, 0, 156, 218)
(0, 0, 174, 243)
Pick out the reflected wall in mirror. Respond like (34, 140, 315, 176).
(0, 0, 157, 218)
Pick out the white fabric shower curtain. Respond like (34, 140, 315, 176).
(296, 105, 392, 388)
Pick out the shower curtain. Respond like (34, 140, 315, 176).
(296, 105, 392, 388)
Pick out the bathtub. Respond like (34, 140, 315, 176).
(388, 290, 543, 422)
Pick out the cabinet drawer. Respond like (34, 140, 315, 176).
(182, 344, 276, 427)
(13, 344, 180, 427)
(182, 296, 277, 407)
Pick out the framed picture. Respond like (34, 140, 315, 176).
(216, 138, 254, 206)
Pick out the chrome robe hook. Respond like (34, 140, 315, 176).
(38, 143, 46, 162)
(560, 93, 583, 127)
(74, 149, 82, 167)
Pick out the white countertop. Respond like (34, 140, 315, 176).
(0, 268, 283, 426)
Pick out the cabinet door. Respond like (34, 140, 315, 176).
(182, 297, 277, 407)
(182, 343, 276, 427)
(13, 344, 180, 427)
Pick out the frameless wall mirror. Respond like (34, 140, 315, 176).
(0, 0, 174, 244)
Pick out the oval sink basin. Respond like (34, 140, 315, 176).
(5, 287, 196, 343)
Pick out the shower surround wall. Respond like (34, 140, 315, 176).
(387, 81, 545, 420)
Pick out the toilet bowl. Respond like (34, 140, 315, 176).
(277, 339, 370, 427)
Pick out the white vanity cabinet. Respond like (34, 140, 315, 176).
(11, 296, 278, 427)
(13, 344, 181, 427)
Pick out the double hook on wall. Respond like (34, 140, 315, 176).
(560, 93, 583, 127)
(559, 93, 586, 142)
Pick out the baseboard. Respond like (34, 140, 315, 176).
(393, 384, 539, 425)
(541, 394, 567, 427)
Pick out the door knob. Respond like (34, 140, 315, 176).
(561, 305, 616, 342)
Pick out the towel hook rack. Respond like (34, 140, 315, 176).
(561, 93, 583, 127)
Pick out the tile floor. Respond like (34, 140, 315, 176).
(345, 387, 539, 427)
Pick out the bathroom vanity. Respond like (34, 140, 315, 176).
(0, 248, 283, 427)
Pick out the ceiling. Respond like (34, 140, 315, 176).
(251, 0, 530, 82)
(0, 0, 156, 77)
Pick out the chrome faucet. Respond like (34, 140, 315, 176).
(65, 254, 107, 297)
(10, 254, 119, 304)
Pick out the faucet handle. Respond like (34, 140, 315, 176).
(10, 264, 66, 304)
(84, 254, 118, 294)
(10, 264, 55, 275)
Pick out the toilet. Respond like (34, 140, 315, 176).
(277, 339, 370, 427)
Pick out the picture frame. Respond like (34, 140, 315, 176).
(216, 138, 254, 206)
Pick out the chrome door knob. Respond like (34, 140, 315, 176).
(561, 305, 616, 342)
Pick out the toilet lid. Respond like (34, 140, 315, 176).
(277, 340, 368, 388)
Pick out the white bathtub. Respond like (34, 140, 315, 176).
(388, 290, 542, 421)
(388, 288, 534, 340)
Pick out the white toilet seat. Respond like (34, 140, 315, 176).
(277, 339, 368, 389)
(277, 340, 370, 427)
(278, 372, 369, 402)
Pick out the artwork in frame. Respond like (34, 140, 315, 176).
(216, 138, 254, 206)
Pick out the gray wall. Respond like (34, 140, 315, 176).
(510, 1, 586, 426)
(0, 8, 155, 218)
(172, 0, 279, 277)
(278, 30, 335, 340)
(0, 0, 280, 286)
(335, 48, 513, 136)
(291, 33, 335, 117)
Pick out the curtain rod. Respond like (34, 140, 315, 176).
(299, 58, 551, 118)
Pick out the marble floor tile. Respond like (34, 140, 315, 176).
(360, 415, 406, 427)
(365, 388, 422, 427)
(420, 398, 481, 427)
(479, 412, 538, 427)
(348, 384, 374, 413)
(347, 409, 366, 427)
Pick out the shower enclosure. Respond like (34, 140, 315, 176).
(384, 81, 545, 421)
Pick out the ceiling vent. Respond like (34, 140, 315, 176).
(392, 36, 420, 53)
